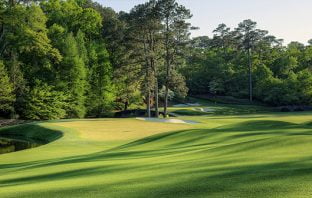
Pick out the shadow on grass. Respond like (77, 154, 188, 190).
(215, 120, 312, 132)
(6, 156, 312, 198)
(0, 123, 63, 154)
(1, 119, 312, 169)
(1, 119, 312, 197)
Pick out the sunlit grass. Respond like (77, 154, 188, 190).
(0, 109, 312, 197)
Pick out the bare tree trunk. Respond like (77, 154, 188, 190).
(148, 30, 159, 118)
(124, 101, 128, 111)
(154, 77, 159, 118)
(10, 52, 17, 119)
(164, 81, 169, 116)
(248, 48, 253, 102)
(9, 0, 15, 7)
(164, 18, 170, 117)
(146, 91, 151, 118)
(143, 33, 152, 118)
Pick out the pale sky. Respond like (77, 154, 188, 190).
(97, 0, 312, 44)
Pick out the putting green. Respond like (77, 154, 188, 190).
(0, 112, 312, 197)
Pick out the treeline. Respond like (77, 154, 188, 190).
(0, 0, 191, 119)
(0, 0, 114, 119)
(1, 0, 312, 120)
(184, 21, 312, 106)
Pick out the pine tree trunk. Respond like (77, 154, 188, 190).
(124, 101, 128, 111)
(154, 78, 159, 118)
(164, 18, 170, 117)
(143, 34, 151, 118)
(164, 50, 170, 116)
(9, 0, 15, 7)
(164, 85, 169, 117)
(147, 91, 151, 118)
(248, 48, 253, 102)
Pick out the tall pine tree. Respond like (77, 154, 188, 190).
(61, 33, 87, 118)
(86, 41, 115, 117)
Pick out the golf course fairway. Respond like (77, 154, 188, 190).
(1, 112, 312, 197)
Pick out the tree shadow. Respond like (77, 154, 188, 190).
(1, 119, 312, 170)
(1, 119, 312, 197)
(0, 124, 63, 154)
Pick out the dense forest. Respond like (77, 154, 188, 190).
(0, 0, 312, 120)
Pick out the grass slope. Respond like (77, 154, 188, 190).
(0, 110, 312, 197)
(0, 123, 63, 144)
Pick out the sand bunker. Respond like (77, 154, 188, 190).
(173, 103, 201, 107)
(136, 118, 198, 124)
(193, 107, 215, 112)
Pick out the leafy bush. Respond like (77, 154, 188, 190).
(23, 82, 67, 120)
(159, 86, 175, 101)
(0, 61, 15, 116)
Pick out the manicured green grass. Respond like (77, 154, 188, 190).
(170, 97, 273, 116)
(171, 109, 210, 116)
(0, 109, 312, 197)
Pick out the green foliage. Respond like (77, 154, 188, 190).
(76, 30, 89, 65)
(1, 0, 312, 120)
(159, 86, 174, 101)
(2, 4, 61, 62)
(61, 33, 87, 118)
(41, 0, 102, 36)
(0, 61, 15, 114)
(86, 42, 116, 117)
(79, 8, 102, 36)
(5, 56, 28, 117)
(0, 0, 110, 120)
(257, 70, 312, 106)
(23, 82, 67, 120)
(168, 70, 189, 99)
(184, 20, 312, 106)
(297, 70, 312, 104)
(114, 70, 143, 111)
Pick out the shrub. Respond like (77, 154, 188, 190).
(23, 82, 67, 120)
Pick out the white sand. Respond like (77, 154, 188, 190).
(173, 103, 201, 107)
(136, 118, 198, 124)
(194, 107, 215, 112)
(194, 107, 205, 112)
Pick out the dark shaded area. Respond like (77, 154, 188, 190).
(0, 120, 32, 128)
(0, 124, 63, 154)
(278, 105, 312, 112)
(0, 138, 41, 154)
(194, 94, 264, 105)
